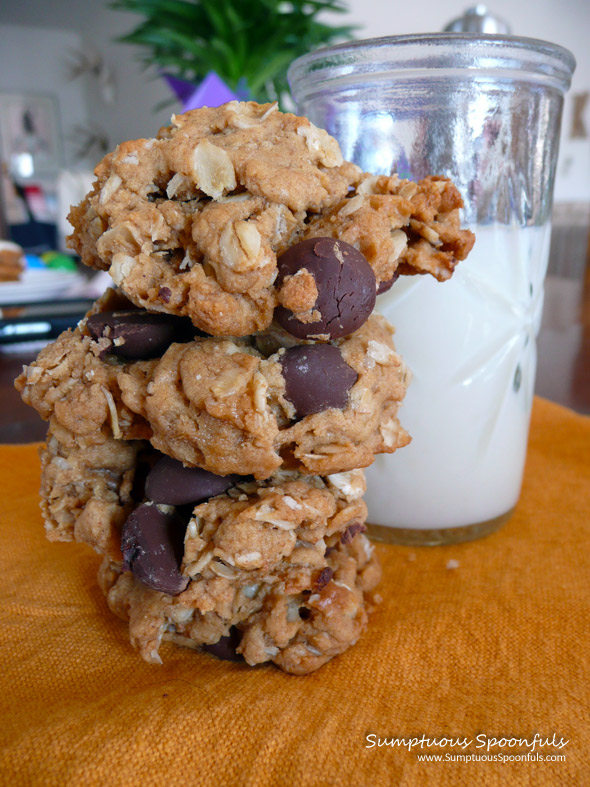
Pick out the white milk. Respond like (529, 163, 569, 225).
(366, 224, 552, 530)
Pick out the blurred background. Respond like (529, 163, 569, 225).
(0, 0, 588, 440)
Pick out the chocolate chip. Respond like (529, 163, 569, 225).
(324, 546, 336, 557)
(121, 503, 189, 596)
(131, 453, 158, 503)
(298, 607, 311, 620)
(202, 626, 243, 662)
(145, 456, 242, 506)
(312, 567, 333, 592)
(377, 270, 400, 295)
(158, 287, 172, 303)
(87, 310, 195, 360)
(340, 522, 367, 544)
(275, 237, 376, 339)
(280, 344, 357, 418)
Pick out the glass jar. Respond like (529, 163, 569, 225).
(289, 34, 575, 544)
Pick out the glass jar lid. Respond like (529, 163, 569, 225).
(288, 34, 576, 100)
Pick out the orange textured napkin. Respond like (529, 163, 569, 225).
(1, 396, 589, 787)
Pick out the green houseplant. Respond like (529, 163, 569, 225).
(111, 0, 355, 107)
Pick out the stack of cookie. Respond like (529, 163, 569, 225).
(16, 102, 473, 674)
(0, 240, 25, 282)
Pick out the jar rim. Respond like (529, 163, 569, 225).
(288, 33, 576, 99)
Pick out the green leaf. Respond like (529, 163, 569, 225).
(248, 50, 297, 94)
(111, 0, 360, 109)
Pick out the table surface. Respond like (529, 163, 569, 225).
(1, 397, 589, 786)
(1, 270, 589, 444)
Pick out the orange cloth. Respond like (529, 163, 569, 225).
(0, 396, 589, 786)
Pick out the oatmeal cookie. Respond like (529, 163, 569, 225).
(15, 289, 153, 442)
(38, 412, 368, 569)
(0, 241, 25, 282)
(67, 102, 360, 337)
(40, 418, 146, 560)
(99, 519, 380, 675)
(16, 328, 151, 442)
(67, 101, 474, 336)
(17, 301, 410, 479)
(39, 418, 379, 674)
(181, 467, 368, 580)
(306, 173, 476, 286)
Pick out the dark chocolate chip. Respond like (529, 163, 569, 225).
(340, 522, 367, 544)
(275, 237, 376, 339)
(145, 455, 242, 506)
(121, 503, 189, 596)
(158, 286, 172, 303)
(131, 452, 158, 503)
(312, 567, 334, 592)
(87, 310, 196, 360)
(377, 270, 400, 295)
(299, 607, 311, 620)
(280, 344, 357, 418)
(202, 626, 243, 662)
